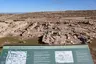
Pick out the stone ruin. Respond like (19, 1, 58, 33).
(42, 30, 90, 45)
(0, 18, 96, 45)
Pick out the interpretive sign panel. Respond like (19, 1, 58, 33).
(0, 45, 94, 64)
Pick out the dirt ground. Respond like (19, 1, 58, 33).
(89, 39, 96, 64)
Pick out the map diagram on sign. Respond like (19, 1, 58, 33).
(55, 51, 74, 63)
(5, 51, 27, 64)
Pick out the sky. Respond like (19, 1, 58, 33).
(0, 0, 96, 13)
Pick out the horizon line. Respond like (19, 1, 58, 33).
(0, 9, 96, 14)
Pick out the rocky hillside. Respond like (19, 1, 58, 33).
(0, 10, 96, 45)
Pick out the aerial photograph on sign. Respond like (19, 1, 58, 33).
(0, 0, 96, 64)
